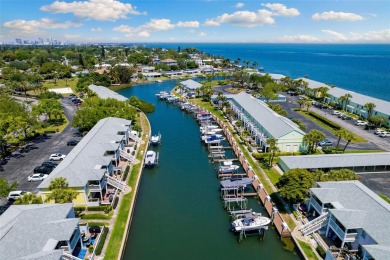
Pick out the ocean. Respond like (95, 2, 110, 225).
(142, 43, 390, 101)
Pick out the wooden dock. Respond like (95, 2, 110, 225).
(213, 158, 238, 163)
(217, 173, 247, 178)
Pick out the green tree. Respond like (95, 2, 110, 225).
(14, 193, 43, 205)
(334, 129, 345, 149)
(342, 132, 355, 152)
(45, 177, 77, 203)
(259, 83, 277, 102)
(297, 99, 306, 109)
(127, 96, 155, 113)
(276, 168, 314, 203)
(0, 177, 18, 198)
(364, 102, 376, 118)
(313, 169, 358, 182)
(267, 138, 280, 167)
(304, 129, 326, 153)
(368, 115, 387, 126)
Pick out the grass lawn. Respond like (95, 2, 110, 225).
(344, 149, 384, 153)
(297, 240, 320, 260)
(42, 78, 78, 94)
(379, 194, 390, 204)
(226, 87, 243, 94)
(298, 111, 367, 143)
(36, 116, 68, 134)
(264, 168, 282, 185)
(104, 112, 150, 260)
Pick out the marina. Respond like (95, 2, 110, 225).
(120, 79, 298, 260)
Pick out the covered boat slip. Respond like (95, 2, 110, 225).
(278, 152, 390, 173)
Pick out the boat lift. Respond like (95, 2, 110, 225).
(223, 196, 247, 211)
(149, 132, 162, 146)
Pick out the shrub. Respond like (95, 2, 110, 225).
(103, 205, 112, 214)
(95, 227, 109, 255)
(74, 206, 111, 212)
(80, 214, 111, 220)
(122, 165, 130, 181)
(316, 245, 326, 258)
(86, 221, 109, 227)
(281, 237, 295, 251)
(112, 196, 119, 209)
(308, 111, 341, 130)
(88, 246, 94, 254)
(38, 91, 63, 100)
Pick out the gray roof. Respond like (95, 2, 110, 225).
(259, 72, 286, 80)
(311, 181, 390, 259)
(279, 152, 390, 170)
(229, 92, 305, 138)
(38, 117, 131, 188)
(0, 203, 78, 260)
(180, 79, 202, 90)
(297, 78, 390, 115)
(88, 84, 128, 101)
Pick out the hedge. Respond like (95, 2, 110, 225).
(308, 111, 341, 130)
(122, 165, 130, 181)
(112, 196, 119, 209)
(95, 226, 109, 255)
(74, 206, 112, 212)
(316, 245, 326, 258)
(86, 221, 109, 227)
(80, 214, 111, 220)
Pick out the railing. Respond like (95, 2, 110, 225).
(107, 175, 127, 191)
(310, 197, 323, 214)
(329, 218, 346, 240)
(120, 150, 135, 162)
(88, 184, 101, 191)
(300, 212, 329, 236)
(129, 133, 141, 143)
(62, 252, 82, 260)
(345, 233, 358, 242)
(87, 198, 100, 207)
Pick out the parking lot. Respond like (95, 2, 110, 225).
(0, 98, 82, 198)
(280, 93, 390, 151)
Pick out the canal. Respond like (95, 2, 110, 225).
(119, 80, 299, 260)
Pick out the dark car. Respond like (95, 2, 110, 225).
(365, 124, 376, 130)
(71, 98, 81, 103)
(33, 165, 54, 174)
(67, 140, 79, 146)
(341, 114, 352, 120)
(41, 161, 58, 168)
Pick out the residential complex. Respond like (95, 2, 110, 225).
(298, 78, 390, 127)
(302, 181, 390, 260)
(38, 117, 137, 206)
(278, 152, 390, 173)
(0, 203, 83, 259)
(227, 92, 306, 152)
(180, 79, 203, 96)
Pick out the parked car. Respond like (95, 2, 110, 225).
(319, 139, 333, 146)
(355, 120, 368, 126)
(374, 129, 386, 135)
(49, 153, 66, 161)
(28, 173, 48, 182)
(67, 140, 79, 146)
(287, 90, 298, 96)
(41, 161, 58, 168)
(379, 132, 390, 137)
(338, 113, 344, 118)
(298, 95, 306, 100)
(33, 165, 54, 174)
(365, 124, 376, 130)
(332, 110, 341, 115)
(341, 115, 352, 120)
(7, 191, 30, 201)
(68, 94, 76, 99)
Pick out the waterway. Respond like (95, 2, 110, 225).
(119, 80, 298, 260)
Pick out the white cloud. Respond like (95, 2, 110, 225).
(312, 11, 363, 21)
(41, 0, 144, 21)
(90, 27, 102, 32)
(349, 29, 390, 42)
(113, 19, 175, 38)
(204, 10, 274, 27)
(2, 18, 81, 34)
(199, 32, 206, 37)
(177, 21, 200, 28)
(280, 34, 321, 43)
(261, 3, 300, 16)
(235, 3, 244, 8)
(322, 29, 347, 41)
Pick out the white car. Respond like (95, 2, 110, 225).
(7, 191, 30, 201)
(374, 129, 385, 135)
(49, 153, 66, 161)
(28, 173, 48, 182)
(355, 120, 367, 126)
(332, 111, 341, 115)
(379, 132, 390, 137)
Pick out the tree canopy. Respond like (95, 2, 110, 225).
(127, 96, 155, 113)
(0, 177, 18, 198)
(276, 168, 314, 203)
(45, 177, 77, 203)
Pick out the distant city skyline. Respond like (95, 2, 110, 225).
(1, 0, 389, 43)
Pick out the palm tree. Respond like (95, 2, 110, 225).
(339, 93, 353, 111)
(252, 61, 258, 69)
(304, 129, 326, 153)
(14, 193, 42, 205)
(46, 177, 77, 203)
(297, 99, 306, 109)
(304, 100, 312, 111)
(342, 132, 355, 152)
(267, 138, 279, 167)
(364, 102, 376, 118)
(335, 129, 345, 149)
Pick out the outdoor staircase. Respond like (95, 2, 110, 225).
(120, 150, 135, 162)
(62, 252, 81, 260)
(107, 176, 127, 191)
(300, 212, 329, 236)
(129, 133, 141, 143)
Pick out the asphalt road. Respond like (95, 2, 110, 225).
(0, 98, 82, 197)
(358, 173, 390, 198)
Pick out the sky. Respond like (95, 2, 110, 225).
(0, 0, 389, 43)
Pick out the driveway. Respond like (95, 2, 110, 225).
(0, 98, 82, 197)
(279, 94, 385, 151)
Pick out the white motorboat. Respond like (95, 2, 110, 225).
(204, 135, 226, 144)
(156, 91, 168, 99)
(200, 127, 222, 134)
(197, 113, 212, 121)
(231, 213, 271, 232)
(144, 151, 159, 168)
(218, 161, 240, 173)
(201, 133, 223, 141)
(150, 133, 161, 146)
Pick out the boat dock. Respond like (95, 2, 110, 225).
(217, 172, 247, 178)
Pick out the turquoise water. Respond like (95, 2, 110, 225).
(142, 43, 390, 101)
(120, 81, 298, 260)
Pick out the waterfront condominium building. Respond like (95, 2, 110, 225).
(0, 203, 84, 259)
(38, 117, 136, 206)
(227, 92, 306, 152)
(302, 181, 390, 260)
(297, 78, 390, 127)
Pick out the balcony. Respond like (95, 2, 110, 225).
(86, 198, 100, 207)
(329, 219, 346, 240)
(345, 233, 358, 242)
(310, 197, 323, 215)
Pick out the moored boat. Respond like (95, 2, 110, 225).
(231, 213, 271, 232)
(144, 150, 159, 168)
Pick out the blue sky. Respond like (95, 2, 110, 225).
(0, 0, 389, 43)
